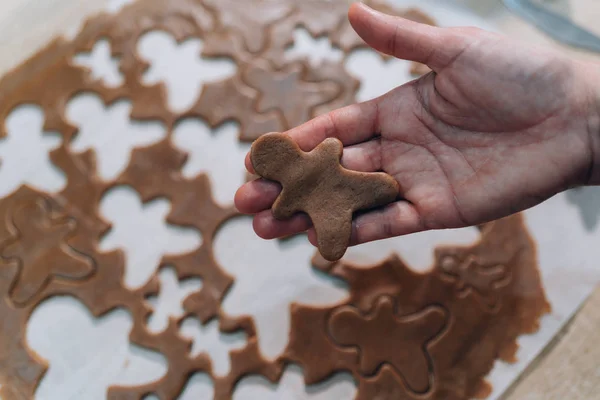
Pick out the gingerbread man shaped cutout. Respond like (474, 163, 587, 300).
(250, 133, 399, 261)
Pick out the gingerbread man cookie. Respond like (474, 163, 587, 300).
(250, 133, 399, 261)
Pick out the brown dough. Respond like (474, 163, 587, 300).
(242, 60, 341, 130)
(1, 198, 95, 305)
(250, 132, 399, 261)
(329, 297, 447, 393)
(439, 254, 510, 311)
(0, 0, 277, 397)
(187, 72, 285, 142)
(284, 214, 550, 399)
(202, 0, 293, 54)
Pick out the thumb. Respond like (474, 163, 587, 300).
(348, 2, 465, 71)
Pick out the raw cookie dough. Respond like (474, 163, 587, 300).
(250, 132, 399, 261)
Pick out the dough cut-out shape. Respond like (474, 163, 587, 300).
(305, 60, 360, 118)
(72, 38, 124, 88)
(250, 132, 399, 261)
(439, 254, 510, 310)
(329, 297, 446, 394)
(136, 30, 236, 113)
(1, 197, 94, 305)
(242, 61, 341, 130)
(66, 93, 167, 181)
(0, 104, 66, 197)
(284, 27, 345, 67)
(189, 72, 284, 142)
(283, 304, 358, 384)
(98, 185, 202, 289)
(146, 268, 203, 334)
(202, 0, 293, 54)
(179, 317, 247, 377)
(283, 0, 352, 37)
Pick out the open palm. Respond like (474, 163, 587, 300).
(235, 3, 599, 246)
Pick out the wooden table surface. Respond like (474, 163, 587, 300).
(0, 1, 599, 399)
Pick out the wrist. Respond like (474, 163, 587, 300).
(576, 60, 600, 186)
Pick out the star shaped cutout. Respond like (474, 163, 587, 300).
(117, 138, 188, 202)
(192, 73, 284, 142)
(286, 0, 351, 37)
(203, 0, 293, 53)
(243, 61, 340, 130)
(250, 133, 399, 261)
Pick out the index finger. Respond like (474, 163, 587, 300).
(245, 99, 382, 172)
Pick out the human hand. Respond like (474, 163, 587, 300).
(235, 2, 600, 246)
